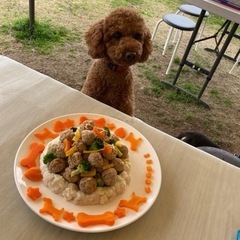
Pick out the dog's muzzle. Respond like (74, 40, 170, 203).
(125, 52, 137, 63)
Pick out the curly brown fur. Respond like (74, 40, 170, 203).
(81, 7, 152, 116)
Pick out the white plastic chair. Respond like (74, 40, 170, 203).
(229, 53, 240, 74)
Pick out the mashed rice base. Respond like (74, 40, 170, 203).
(40, 138, 131, 205)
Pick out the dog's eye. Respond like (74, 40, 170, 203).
(113, 32, 122, 39)
(133, 33, 142, 40)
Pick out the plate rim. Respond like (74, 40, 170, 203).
(14, 113, 162, 233)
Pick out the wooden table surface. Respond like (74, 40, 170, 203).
(1, 55, 240, 240)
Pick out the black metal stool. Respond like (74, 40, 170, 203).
(151, 14, 196, 74)
(175, 4, 209, 50)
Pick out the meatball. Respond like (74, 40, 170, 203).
(81, 130, 96, 145)
(82, 153, 90, 161)
(62, 167, 80, 183)
(79, 120, 95, 131)
(73, 140, 87, 153)
(112, 158, 124, 172)
(96, 158, 109, 173)
(68, 152, 82, 168)
(88, 152, 104, 168)
(118, 144, 129, 159)
(108, 134, 119, 144)
(59, 129, 74, 142)
(102, 145, 117, 160)
(55, 142, 66, 158)
(79, 177, 97, 194)
(48, 158, 66, 173)
(101, 168, 117, 186)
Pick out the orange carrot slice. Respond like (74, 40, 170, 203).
(126, 132, 142, 151)
(144, 153, 150, 158)
(77, 211, 115, 227)
(93, 126, 105, 139)
(79, 116, 89, 124)
(39, 197, 64, 222)
(63, 211, 75, 222)
(53, 119, 75, 132)
(106, 122, 116, 130)
(24, 167, 43, 181)
(146, 159, 153, 164)
(101, 144, 112, 155)
(145, 186, 152, 194)
(145, 178, 152, 185)
(147, 166, 153, 172)
(146, 172, 152, 178)
(63, 138, 72, 152)
(93, 117, 106, 128)
(114, 127, 127, 138)
(27, 187, 42, 200)
(119, 192, 147, 212)
(64, 118, 75, 129)
(52, 120, 66, 132)
(114, 207, 126, 218)
(20, 142, 45, 168)
(34, 128, 59, 142)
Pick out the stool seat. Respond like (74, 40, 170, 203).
(162, 14, 196, 31)
(151, 13, 196, 74)
(178, 4, 209, 17)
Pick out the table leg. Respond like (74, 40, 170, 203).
(213, 20, 231, 53)
(29, 0, 35, 32)
(172, 10, 206, 85)
(205, 20, 239, 62)
(198, 22, 239, 99)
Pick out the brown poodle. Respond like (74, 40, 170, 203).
(81, 7, 152, 116)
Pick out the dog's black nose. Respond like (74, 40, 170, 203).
(125, 52, 137, 62)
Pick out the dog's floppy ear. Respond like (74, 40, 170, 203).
(85, 19, 106, 59)
(139, 28, 152, 62)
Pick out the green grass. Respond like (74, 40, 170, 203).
(165, 89, 200, 105)
(207, 14, 225, 27)
(209, 88, 233, 107)
(142, 69, 166, 96)
(1, 18, 75, 54)
(141, 67, 204, 106)
(110, 0, 144, 8)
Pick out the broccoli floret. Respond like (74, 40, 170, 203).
(97, 178, 105, 187)
(43, 152, 56, 164)
(81, 160, 91, 171)
(71, 127, 77, 132)
(71, 160, 91, 177)
(103, 127, 110, 137)
(89, 138, 104, 150)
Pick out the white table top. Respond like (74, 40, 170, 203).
(186, 0, 240, 24)
(1, 55, 240, 240)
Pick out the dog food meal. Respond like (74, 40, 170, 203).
(40, 120, 131, 205)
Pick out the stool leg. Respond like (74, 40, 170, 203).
(162, 26, 174, 56)
(229, 55, 240, 74)
(172, 10, 182, 43)
(151, 19, 163, 41)
(172, 28, 181, 43)
(166, 31, 183, 75)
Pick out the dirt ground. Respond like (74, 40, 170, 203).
(0, 0, 239, 154)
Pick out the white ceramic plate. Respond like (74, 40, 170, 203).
(14, 113, 161, 233)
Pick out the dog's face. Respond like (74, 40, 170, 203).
(85, 7, 152, 66)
